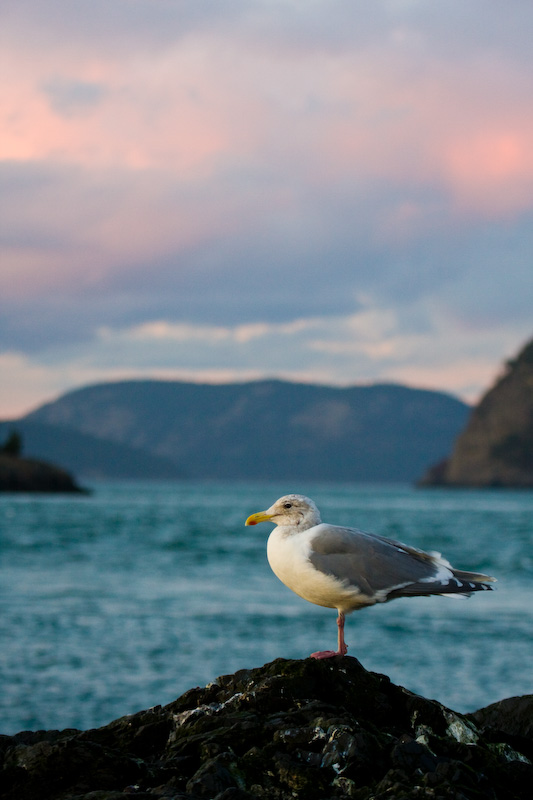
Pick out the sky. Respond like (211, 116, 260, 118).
(1, 0, 533, 419)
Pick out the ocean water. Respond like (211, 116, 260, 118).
(1, 480, 532, 735)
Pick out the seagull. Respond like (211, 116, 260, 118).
(245, 494, 496, 659)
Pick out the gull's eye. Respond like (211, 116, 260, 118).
(283, 502, 292, 509)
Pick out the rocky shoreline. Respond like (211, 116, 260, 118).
(1, 657, 531, 800)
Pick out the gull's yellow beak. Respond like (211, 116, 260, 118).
(245, 510, 274, 526)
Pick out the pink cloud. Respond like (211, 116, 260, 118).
(305, 52, 533, 219)
(443, 131, 533, 216)
(3, 22, 533, 223)
(2, 3, 533, 421)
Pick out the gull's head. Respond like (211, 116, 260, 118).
(245, 494, 321, 530)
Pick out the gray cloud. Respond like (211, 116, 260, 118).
(2, 148, 532, 354)
(41, 79, 107, 117)
(2, 1, 533, 64)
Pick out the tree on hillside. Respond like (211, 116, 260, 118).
(1, 430, 23, 457)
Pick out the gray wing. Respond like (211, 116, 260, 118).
(308, 524, 494, 600)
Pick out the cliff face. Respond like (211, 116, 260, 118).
(1, 657, 532, 800)
(420, 339, 533, 487)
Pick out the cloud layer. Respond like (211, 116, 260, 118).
(1, 1, 532, 416)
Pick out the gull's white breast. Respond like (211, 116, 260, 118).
(266, 526, 364, 611)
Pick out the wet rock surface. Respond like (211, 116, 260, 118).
(1, 657, 532, 799)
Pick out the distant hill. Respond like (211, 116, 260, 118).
(420, 338, 533, 488)
(0, 420, 184, 480)
(19, 379, 469, 482)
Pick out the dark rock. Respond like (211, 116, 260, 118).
(1, 657, 532, 800)
(467, 694, 533, 766)
(0, 453, 87, 493)
(469, 694, 533, 741)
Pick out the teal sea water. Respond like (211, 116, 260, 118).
(1, 481, 532, 735)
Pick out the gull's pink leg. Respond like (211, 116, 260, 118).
(337, 612, 348, 655)
(310, 612, 348, 659)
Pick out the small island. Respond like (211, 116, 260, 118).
(0, 430, 86, 493)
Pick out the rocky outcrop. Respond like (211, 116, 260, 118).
(0, 454, 86, 493)
(1, 657, 532, 800)
(420, 338, 533, 487)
